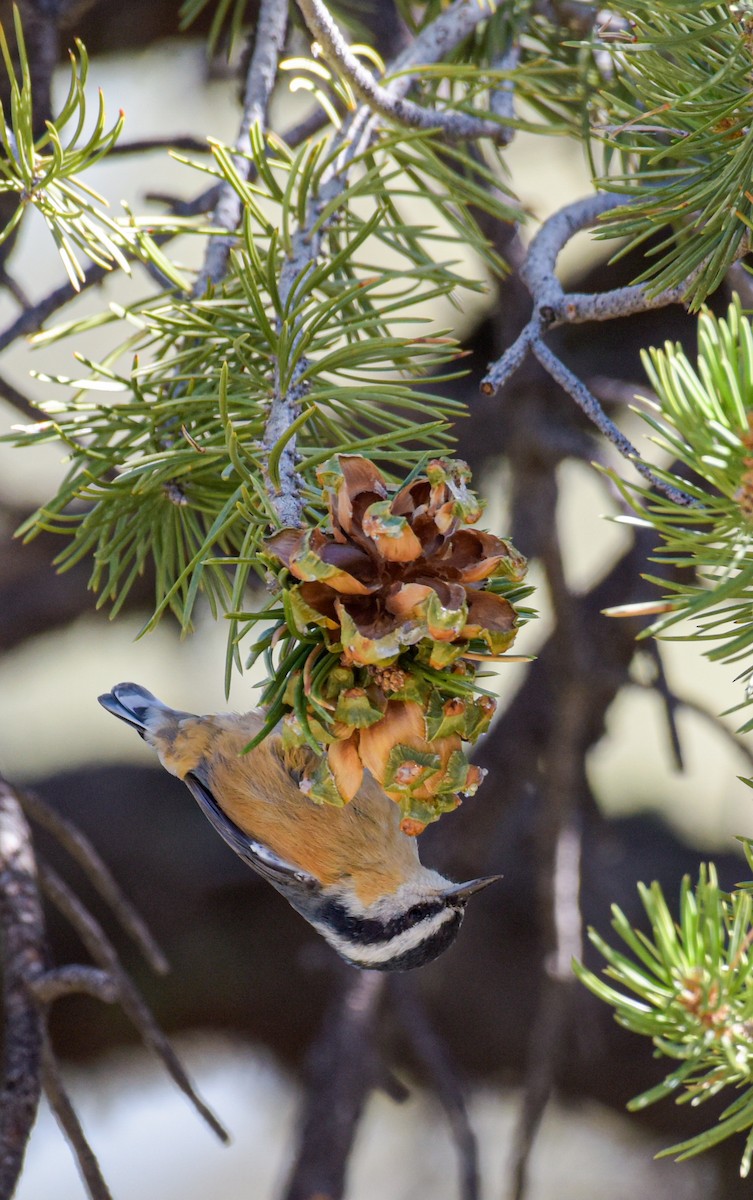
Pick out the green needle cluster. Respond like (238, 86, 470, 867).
(608, 298, 753, 730)
(576, 857, 753, 1174)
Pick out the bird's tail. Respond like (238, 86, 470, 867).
(98, 682, 190, 737)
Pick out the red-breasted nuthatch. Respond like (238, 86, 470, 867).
(98, 683, 500, 971)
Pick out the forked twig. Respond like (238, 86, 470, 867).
(19, 786, 168, 975)
(480, 193, 699, 508)
(0, 771, 229, 1200)
(297, 0, 513, 145)
(38, 860, 228, 1144)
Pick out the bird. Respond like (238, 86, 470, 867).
(98, 682, 500, 971)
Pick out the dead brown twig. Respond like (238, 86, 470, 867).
(0, 772, 228, 1200)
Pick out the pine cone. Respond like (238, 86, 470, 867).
(266, 455, 524, 667)
(263, 455, 530, 831)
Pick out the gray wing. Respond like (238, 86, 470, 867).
(184, 771, 320, 900)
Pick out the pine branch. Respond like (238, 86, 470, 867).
(0, 104, 336, 371)
(109, 135, 211, 156)
(480, 192, 698, 508)
(259, 0, 515, 525)
(194, 0, 289, 295)
(589, 1, 753, 306)
(7, 0, 523, 632)
(257, 107, 375, 525)
(0, 260, 109, 354)
(576, 862, 753, 1176)
(297, 0, 514, 144)
(598, 297, 753, 722)
(0, 13, 130, 290)
(388, 0, 501, 83)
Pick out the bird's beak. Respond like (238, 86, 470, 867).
(445, 875, 502, 903)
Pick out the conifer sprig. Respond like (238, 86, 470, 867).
(10, 108, 512, 659)
(590, 1, 753, 307)
(605, 298, 753, 728)
(0, 9, 128, 289)
(576, 859, 753, 1175)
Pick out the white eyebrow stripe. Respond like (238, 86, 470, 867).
(314, 905, 457, 966)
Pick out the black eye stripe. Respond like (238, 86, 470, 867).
(342, 911, 465, 972)
(318, 897, 452, 946)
